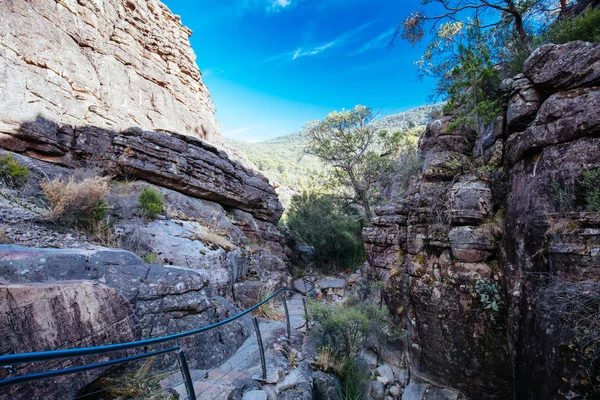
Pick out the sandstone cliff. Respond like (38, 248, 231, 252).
(0, 1, 292, 398)
(364, 40, 600, 399)
(0, 0, 220, 144)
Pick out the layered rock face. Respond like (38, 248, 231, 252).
(0, 281, 140, 399)
(0, 120, 283, 222)
(365, 41, 600, 399)
(0, 0, 220, 144)
(0, 246, 253, 399)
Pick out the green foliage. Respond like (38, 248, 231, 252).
(0, 154, 29, 188)
(308, 300, 387, 356)
(542, 7, 600, 44)
(552, 179, 574, 213)
(337, 357, 370, 400)
(226, 105, 439, 209)
(286, 192, 365, 271)
(138, 187, 163, 218)
(304, 105, 404, 221)
(581, 168, 600, 212)
(141, 252, 158, 264)
(442, 21, 503, 133)
(468, 277, 504, 322)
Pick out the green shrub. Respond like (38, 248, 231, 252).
(0, 154, 29, 188)
(581, 168, 600, 212)
(308, 300, 387, 357)
(542, 7, 600, 44)
(286, 192, 365, 271)
(551, 179, 574, 213)
(138, 187, 163, 218)
(141, 252, 157, 264)
(337, 357, 370, 400)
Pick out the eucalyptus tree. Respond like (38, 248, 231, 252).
(303, 105, 403, 222)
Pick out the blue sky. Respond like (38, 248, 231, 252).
(162, 0, 438, 141)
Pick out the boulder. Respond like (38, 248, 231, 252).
(375, 364, 395, 384)
(448, 226, 498, 264)
(371, 380, 386, 400)
(243, 390, 268, 400)
(524, 41, 600, 94)
(446, 179, 494, 225)
(419, 116, 477, 155)
(505, 87, 600, 167)
(312, 371, 340, 400)
(0, 0, 221, 144)
(318, 277, 346, 290)
(422, 151, 469, 181)
(0, 245, 251, 371)
(0, 281, 139, 400)
(506, 77, 543, 133)
(402, 381, 429, 400)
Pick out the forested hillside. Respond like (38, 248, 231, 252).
(227, 104, 442, 208)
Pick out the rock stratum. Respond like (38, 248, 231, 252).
(0, 0, 220, 144)
(365, 40, 600, 399)
(0, 1, 291, 398)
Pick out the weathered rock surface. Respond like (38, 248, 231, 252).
(365, 40, 600, 400)
(0, 281, 139, 400)
(0, 0, 220, 144)
(524, 41, 600, 94)
(0, 123, 283, 222)
(0, 245, 252, 372)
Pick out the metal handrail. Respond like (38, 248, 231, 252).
(0, 279, 314, 388)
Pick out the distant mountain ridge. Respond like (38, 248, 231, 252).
(227, 104, 442, 208)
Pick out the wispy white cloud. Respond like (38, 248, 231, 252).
(266, 21, 375, 62)
(351, 28, 395, 55)
(242, 0, 296, 13)
(223, 125, 264, 138)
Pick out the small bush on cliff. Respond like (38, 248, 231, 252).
(0, 154, 29, 188)
(552, 179, 575, 213)
(41, 176, 110, 231)
(468, 276, 504, 323)
(581, 168, 600, 212)
(286, 192, 365, 272)
(542, 7, 600, 44)
(138, 186, 163, 218)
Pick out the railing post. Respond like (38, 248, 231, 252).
(252, 317, 267, 380)
(176, 347, 196, 400)
(302, 297, 309, 331)
(282, 298, 291, 339)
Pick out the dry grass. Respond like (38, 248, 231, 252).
(537, 277, 600, 378)
(80, 358, 175, 400)
(0, 227, 10, 244)
(190, 227, 237, 251)
(546, 215, 581, 236)
(314, 346, 343, 375)
(41, 176, 110, 230)
(253, 287, 285, 321)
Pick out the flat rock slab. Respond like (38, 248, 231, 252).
(277, 369, 299, 391)
(402, 381, 430, 400)
(426, 387, 460, 400)
(243, 390, 268, 400)
(318, 277, 346, 289)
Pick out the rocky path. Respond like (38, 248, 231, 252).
(161, 293, 308, 400)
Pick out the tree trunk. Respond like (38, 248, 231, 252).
(347, 168, 373, 223)
(559, 0, 567, 15)
(505, 0, 532, 52)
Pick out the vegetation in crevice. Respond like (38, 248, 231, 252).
(138, 186, 163, 218)
(0, 154, 30, 188)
